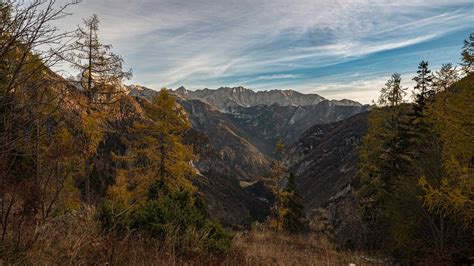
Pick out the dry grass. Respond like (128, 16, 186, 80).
(3, 207, 224, 265)
(232, 229, 386, 266)
(1, 208, 386, 265)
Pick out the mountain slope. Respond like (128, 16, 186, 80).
(229, 101, 369, 155)
(286, 112, 370, 246)
(288, 112, 369, 210)
(180, 99, 271, 181)
(91, 94, 271, 227)
(184, 129, 271, 227)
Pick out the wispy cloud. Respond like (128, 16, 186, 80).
(55, 0, 474, 103)
(256, 74, 301, 80)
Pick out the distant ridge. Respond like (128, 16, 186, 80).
(127, 84, 362, 112)
(173, 86, 363, 112)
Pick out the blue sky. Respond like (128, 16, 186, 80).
(55, 0, 474, 103)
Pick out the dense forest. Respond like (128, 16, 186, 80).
(1, 1, 473, 264)
(356, 62, 473, 262)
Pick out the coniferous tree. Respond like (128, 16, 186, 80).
(412, 60, 434, 116)
(270, 140, 286, 231)
(66, 14, 132, 105)
(357, 73, 417, 253)
(421, 74, 474, 228)
(357, 64, 473, 261)
(433, 63, 459, 93)
(109, 89, 195, 206)
(282, 172, 307, 234)
(137, 89, 194, 189)
(64, 14, 132, 204)
(461, 33, 474, 75)
(102, 90, 233, 254)
(378, 73, 407, 107)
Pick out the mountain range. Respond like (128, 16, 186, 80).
(173, 86, 361, 112)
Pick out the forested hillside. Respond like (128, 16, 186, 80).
(0, 2, 232, 262)
(355, 67, 474, 262)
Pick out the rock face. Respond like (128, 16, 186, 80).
(174, 86, 361, 113)
(127, 85, 367, 148)
(127, 84, 158, 99)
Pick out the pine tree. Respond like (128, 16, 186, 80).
(412, 60, 434, 116)
(461, 33, 474, 75)
(433, 63, 459, 93)
(282, 172, 307, 234)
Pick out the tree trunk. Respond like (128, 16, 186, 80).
(160, 133, 165, 181)
(84, 153, 91, 205)
(88, 23, 93, 102)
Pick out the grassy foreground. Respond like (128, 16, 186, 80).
(1, 207, 389, 265)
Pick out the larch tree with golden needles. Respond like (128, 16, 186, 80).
(269, 140, 286, 232)
(421, 73, 474, 228)
(109, 89, 195, 206)
(102, 90, 231, 254)
(417, 35, 473, 235)
(65, 14, 132, 204)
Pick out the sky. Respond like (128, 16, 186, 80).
(53, 0, 474, 103)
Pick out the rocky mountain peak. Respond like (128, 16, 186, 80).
(175, 86, 188, 95)
(127, 84, 363, 112)
(170, 86, 356, 112)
